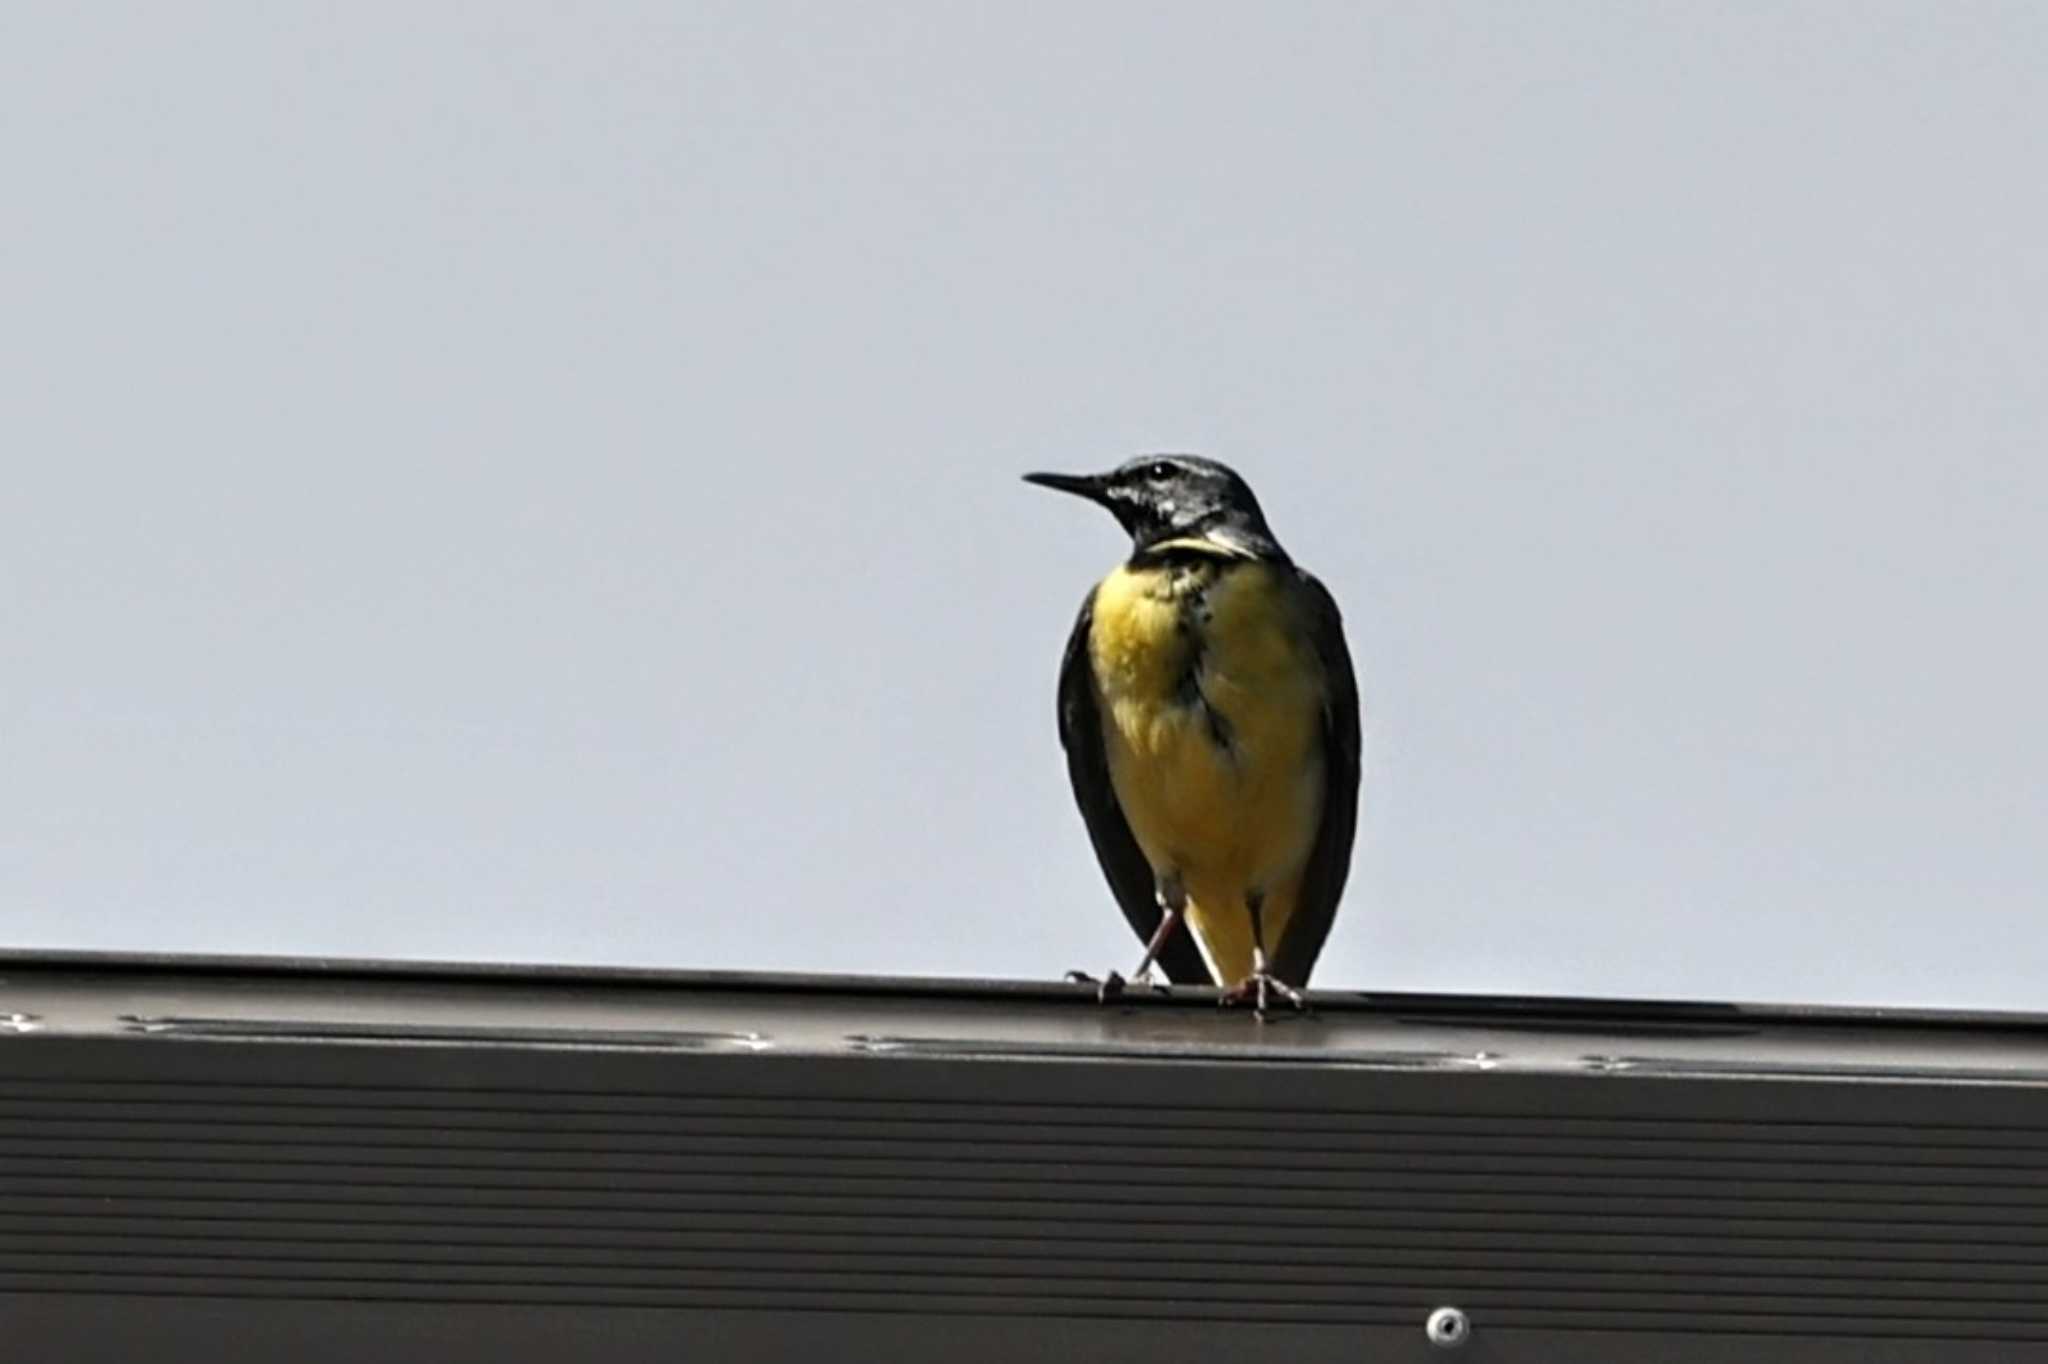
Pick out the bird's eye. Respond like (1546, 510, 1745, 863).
(1147, 461, 1174, 481)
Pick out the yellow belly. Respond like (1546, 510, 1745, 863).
(1089, 556, 1327, 986)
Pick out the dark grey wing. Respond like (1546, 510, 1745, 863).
(1056, 590, 1213, 985)
(1269, 569, 1362, 987)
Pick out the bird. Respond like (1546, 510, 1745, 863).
(1024, 455, 1361, 1016)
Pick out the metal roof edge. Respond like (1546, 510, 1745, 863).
(1, 945, 2041, 1036)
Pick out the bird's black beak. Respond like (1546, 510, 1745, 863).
(1022, 470, 1112, 505)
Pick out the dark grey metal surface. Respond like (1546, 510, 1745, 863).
(4, 951, 2048, 1361)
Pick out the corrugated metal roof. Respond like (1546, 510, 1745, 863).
(4, 951, 2048, 1361)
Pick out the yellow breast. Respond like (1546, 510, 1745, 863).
(1087, 552, 1327, 984)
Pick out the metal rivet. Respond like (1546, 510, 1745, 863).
(1425, 1305, 1470, 1349)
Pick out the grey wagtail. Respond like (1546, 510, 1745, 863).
(1025, 455, 1361, 1016)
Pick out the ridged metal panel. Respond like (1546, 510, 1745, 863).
(4, 958, 2048, 1360)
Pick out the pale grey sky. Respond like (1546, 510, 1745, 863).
(5, 3, 2046, 1008)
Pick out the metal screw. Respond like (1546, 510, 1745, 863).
(1425, 1305, 1470, 1349)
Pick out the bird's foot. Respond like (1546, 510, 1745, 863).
(1064, 968, 1171, 1003)
(1065, 968, 1126, 1002)
(1219, 972, 1309, 1021)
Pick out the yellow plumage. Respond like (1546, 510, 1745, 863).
(1087, 546, 1327, 987)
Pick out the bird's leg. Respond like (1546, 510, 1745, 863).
(1076, 873, 1186, 1003)
(1124, 874, 1188, 993)
(1219, 890, 1308, 1020)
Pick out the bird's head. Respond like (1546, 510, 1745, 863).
(1022, 454, 1284, 559)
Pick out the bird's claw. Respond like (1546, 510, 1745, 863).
(1066, 968, 1171, 1003)
(1065, 968, 1126, 1002)
(1220, 972, 1309, 1021)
